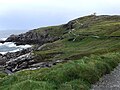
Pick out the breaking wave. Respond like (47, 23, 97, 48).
(0, 38, 31, 54)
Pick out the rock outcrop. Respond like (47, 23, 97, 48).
(0, 48, 34, 74)
(2, 15, 120, 75)
(5, 30, 60, 45)
(6, 53, 34, 72)
(0, 54, 7, 65)
(0, 46, 66, 74)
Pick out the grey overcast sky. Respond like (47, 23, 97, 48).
(0, 0, 120, 31)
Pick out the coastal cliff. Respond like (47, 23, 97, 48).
(6, 15, 120, 45)
(0, 15, 120, 90)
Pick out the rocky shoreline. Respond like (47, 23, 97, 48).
(1, 15, 115, 75)
(0, 23, 69, 74)
(0, 47, 33, 74)
(0, 45, 66, 75)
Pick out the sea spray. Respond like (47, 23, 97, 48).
(0, 38, 31, 54)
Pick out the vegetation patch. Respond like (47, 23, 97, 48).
(1, 15, 120, 90)
(0, 52, 120, 90)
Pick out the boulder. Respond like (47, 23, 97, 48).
(5, 52, 34, 72)
(0, 55, 7, 65)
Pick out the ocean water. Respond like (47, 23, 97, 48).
(0, 30, 28, 38)
(0, 30, 31, 54)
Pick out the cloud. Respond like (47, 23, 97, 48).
(0, 0, 120, 30)
(0, 0, 120, 15)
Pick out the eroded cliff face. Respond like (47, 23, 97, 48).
(5, 30, 59, 45)
(6, 15, 120, 46)
(5, 25, 69, 45)
(1, 15, 120, 74)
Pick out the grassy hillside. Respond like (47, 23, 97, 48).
(0, 52, 120, 90)
(0, 15, 120, 90)
(33, 15, 120, 62)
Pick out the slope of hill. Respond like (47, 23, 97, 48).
(0, 15, 120, 90)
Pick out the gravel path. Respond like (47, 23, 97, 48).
(91, 64, 120, 90)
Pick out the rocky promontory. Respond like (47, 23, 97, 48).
(1, 15, 120, 90)
(1, 15, 120, 75)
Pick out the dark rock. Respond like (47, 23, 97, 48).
(0, 55, 7, 65)
(17, 62, 28, 70)
(0, 60, 6, 65)
(0, 40, 5, 44)
(5, 52, 34, 72)
(6, 66, 13, 72)
(5, 30, 59, 45)
(4, 69, 13, 75)
(4, 48, 32, 59)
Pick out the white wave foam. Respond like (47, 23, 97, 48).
(1, 42, 31, 49)
(18, 45, 31, 49)
(0, 42, 15, 47)
(0, 41, 31, 55)
(0, 45, 31, 55)
(0, 52, 7, 54)
(0, 48, 22, 55)
(0, 38, 8, 46)
(0, 43, 2, 46)
(0, 38, 7, 41)
(7, 42, 31, 49)
(0, 38, 6, 46)
(7, 43, 16, 47)
(10, 48, 23, 52)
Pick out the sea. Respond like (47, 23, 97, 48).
(0, 30, 31, 54)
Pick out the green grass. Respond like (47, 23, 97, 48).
(33, 25, 68, 39)
(67, 21, 120, 36)
(0, 80, 56, 90)
(1, 15, 120, 90)
(0, 72, 7, 79)
(33, 15, 120, 62)
(0, 52, 120, 90)
(34, 37, 120, 62)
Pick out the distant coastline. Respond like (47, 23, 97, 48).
(0, 30, 28, 38)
